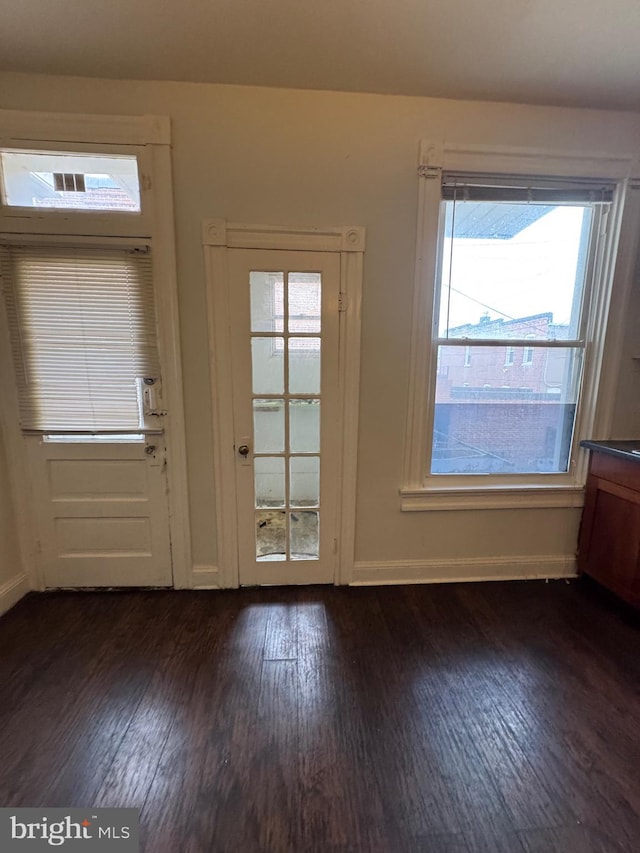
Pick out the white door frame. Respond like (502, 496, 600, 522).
(0, 110, 192, 590)
(203, 220, 365, 587)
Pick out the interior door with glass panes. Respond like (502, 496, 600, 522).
(228, 249, 340, 585)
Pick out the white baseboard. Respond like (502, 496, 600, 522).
(351, 555, 577, 585)
(188, 557, 576, 589)
(190, 565, 221, 589)
(0, 572, 30, 616)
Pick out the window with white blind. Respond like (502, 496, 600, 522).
(0, 244, 160, 432)
(402, 141, 640, 510)
(431, 177, 607, 477)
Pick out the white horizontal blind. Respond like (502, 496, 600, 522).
(1, 244, 160, 431)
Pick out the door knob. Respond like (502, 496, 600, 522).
(238, 444, 250, 457)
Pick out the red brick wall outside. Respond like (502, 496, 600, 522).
(432, 401, 575, 473)
(436, 313, 570, 402)
(433, 313, 576, 473)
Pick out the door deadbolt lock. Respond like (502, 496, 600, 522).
(238, 444, 250, 456)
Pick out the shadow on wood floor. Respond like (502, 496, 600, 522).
(0, 577, 638, 852)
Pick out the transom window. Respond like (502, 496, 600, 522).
(0, 149, 141, 212)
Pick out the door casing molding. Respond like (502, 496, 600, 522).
(203, 220, 365, 587)
(0, 110, 191, 590)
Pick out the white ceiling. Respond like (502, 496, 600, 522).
(2, 0, 640, 111)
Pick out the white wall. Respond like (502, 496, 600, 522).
(1, 71, 639, 583)
(0, 424, 28, 614)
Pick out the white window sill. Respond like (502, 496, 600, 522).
(400, 484, 585, 511)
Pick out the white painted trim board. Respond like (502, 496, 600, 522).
(352, 555, 577, 585)
(0, 573, 30, 616)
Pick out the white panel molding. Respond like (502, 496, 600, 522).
(191, 565, 221, 589)
(0, 573, 30, 617)
(352, 555, 577, 585)
(0, 110, 170, 145)
(202, 220, 366, 253)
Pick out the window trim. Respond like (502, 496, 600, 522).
(402, 140, 640, 510)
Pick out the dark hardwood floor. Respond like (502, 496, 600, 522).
(0, 579, 638, 852)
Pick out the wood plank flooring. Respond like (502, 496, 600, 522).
(0, 578, 638, 852)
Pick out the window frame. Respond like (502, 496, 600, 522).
(401, 141, 640, 510)
(0, 146, 143, 216)
(0, 139, 153, 237)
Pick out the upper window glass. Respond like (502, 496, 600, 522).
(0, 150, 141, 212)
(438, 201, 593, 341)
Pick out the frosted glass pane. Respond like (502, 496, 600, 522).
(253, 399, 285, 453)
(290, 511, 319, 560)
(256, 510, 286, 560)
(254, 457, 285, 508)
(289, 338, 321, 393)
(290, 456, 319, 507)
(289, 272, 321, 333)
(250, 272, 284, 332)
(252, 337, 284, 394)
(289, 399, 320, 452)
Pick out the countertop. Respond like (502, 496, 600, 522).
(580, 439, 640, 463)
